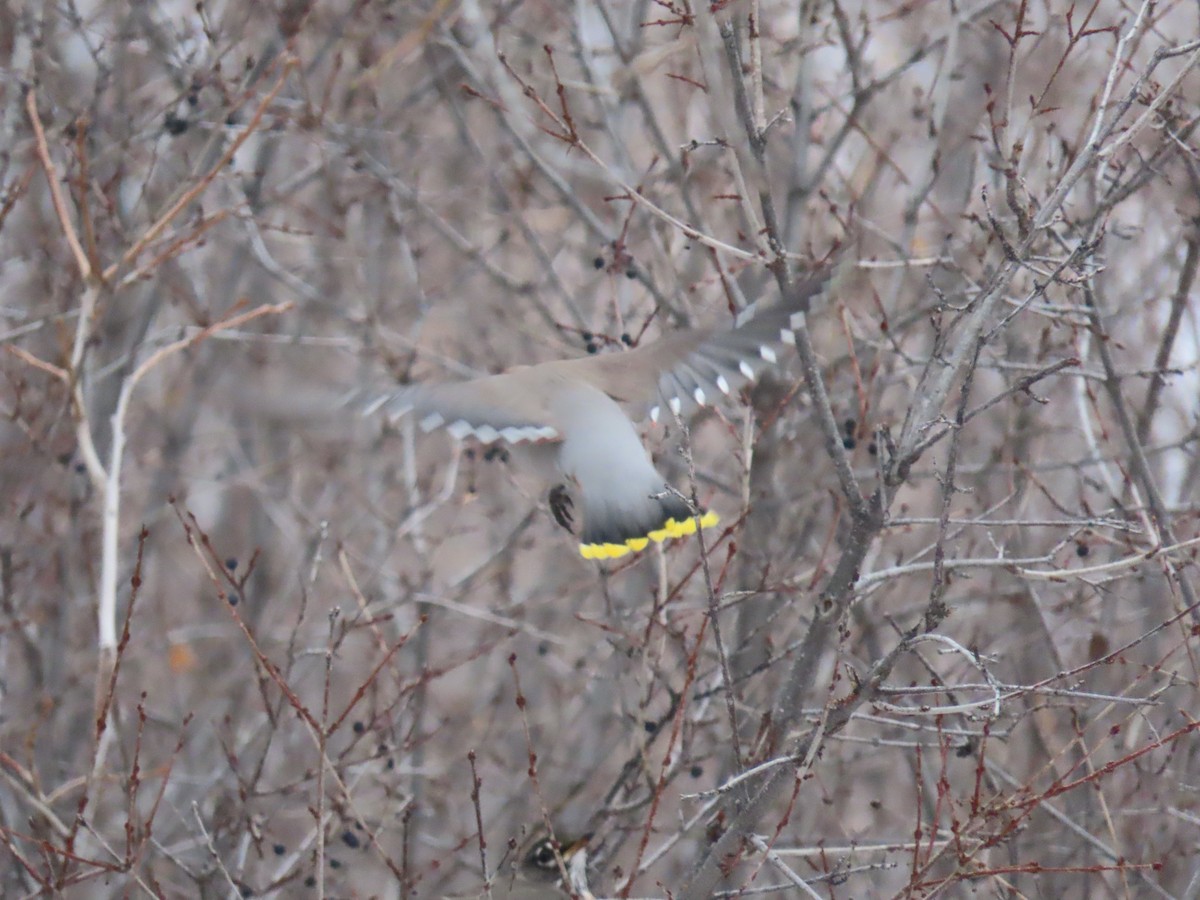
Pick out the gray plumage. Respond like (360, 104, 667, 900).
(366, 271, 830, 558)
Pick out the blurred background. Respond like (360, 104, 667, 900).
(1, 0, 1198, 896)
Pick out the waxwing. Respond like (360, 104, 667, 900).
(368, 272, 830, 559)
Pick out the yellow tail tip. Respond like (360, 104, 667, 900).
(579, 511, 720, 559)
(580, 541, 633, 560)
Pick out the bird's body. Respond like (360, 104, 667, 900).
(443, 831, 592, 899)
(368, 272, 829, 558)
(550, 378, 703, 556)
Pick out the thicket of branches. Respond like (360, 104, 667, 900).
(1, 1, 1198, 897)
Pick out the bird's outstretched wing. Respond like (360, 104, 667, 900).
(549, 268, 830, 421)
(364, 268, 832, 441)
(364, 372, 562, 444)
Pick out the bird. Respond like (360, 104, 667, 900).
(367, 271, 830, 560)
(508, 832, 592, 897)
(447, 831, 593, 899)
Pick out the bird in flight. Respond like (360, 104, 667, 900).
(367, 272, 829, 560)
